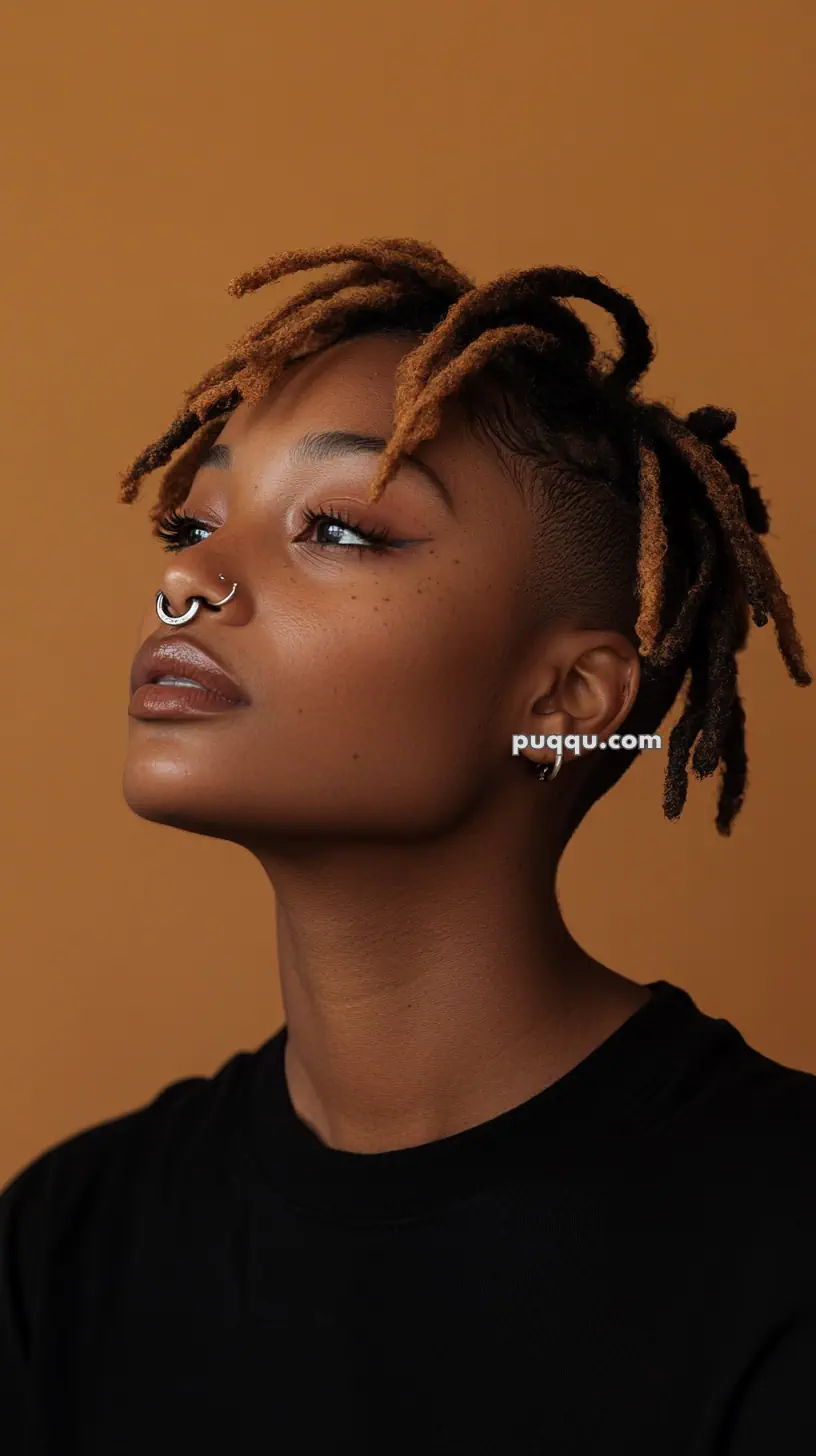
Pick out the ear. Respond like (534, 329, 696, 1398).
(510, 628, 641, 776)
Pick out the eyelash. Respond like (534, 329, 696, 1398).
(299, 505, 394, 553)
(153, 504, 396, 555)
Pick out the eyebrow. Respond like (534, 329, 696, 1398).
(200, 430, 454, 512)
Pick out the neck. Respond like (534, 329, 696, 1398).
(254, 811, 649, 1154)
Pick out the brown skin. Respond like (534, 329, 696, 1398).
(124, 333, 651, 1154)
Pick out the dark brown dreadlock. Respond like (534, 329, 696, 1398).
(119, 238, 811, 835)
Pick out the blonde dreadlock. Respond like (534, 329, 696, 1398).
(119, 237, 811, 835)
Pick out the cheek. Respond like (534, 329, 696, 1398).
(264, 585, 502, 746)
(236, 583, 511, 828)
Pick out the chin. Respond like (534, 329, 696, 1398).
(121, 752, 237, 836)
(120, 759, 303, 844)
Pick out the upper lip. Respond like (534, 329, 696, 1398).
(130, 634, 249, 704)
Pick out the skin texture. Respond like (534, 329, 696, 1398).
(124, 333, 652, 1154)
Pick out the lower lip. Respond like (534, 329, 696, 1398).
(129, 683, 247, 719)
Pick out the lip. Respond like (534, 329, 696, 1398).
(129, 633, 249, 720)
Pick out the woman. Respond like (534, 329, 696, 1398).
(2, 237, 814, 1453)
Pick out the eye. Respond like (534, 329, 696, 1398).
(296, 506, 397, 553)
(153, 504, 404, 556)
(154, 508, 213, 552)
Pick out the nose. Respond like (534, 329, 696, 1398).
(158, 567, 237, 619)
(159, 559, 213, 619)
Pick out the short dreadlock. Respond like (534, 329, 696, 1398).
(119, 237, 811, 835)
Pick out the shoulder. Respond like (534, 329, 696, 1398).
(656, 1023, 816, 1283)
(0, 1037, 267, 1318)
(699, 1031, 816, 1161)
(616, 989, 816, 1230)
(0, 1037, 275, 1388)
(671, 1010, 816, 1173)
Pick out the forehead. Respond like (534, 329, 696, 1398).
(218, 332, 517, 494)
(228, 332, 426, 432)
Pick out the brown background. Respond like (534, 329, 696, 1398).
(1, 0, 813, 1191)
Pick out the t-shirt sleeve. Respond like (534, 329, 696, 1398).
(725, 1312, 816, 1454)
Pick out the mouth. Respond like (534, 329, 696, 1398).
(129, 634, 250, 720)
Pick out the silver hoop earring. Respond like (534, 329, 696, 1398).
(155, 575, 238, 626)
(537, 760, 562, 782)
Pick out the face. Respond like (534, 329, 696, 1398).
(123, 333, 550, 846)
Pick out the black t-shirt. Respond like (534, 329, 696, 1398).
(1, 978, 815, 1454)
